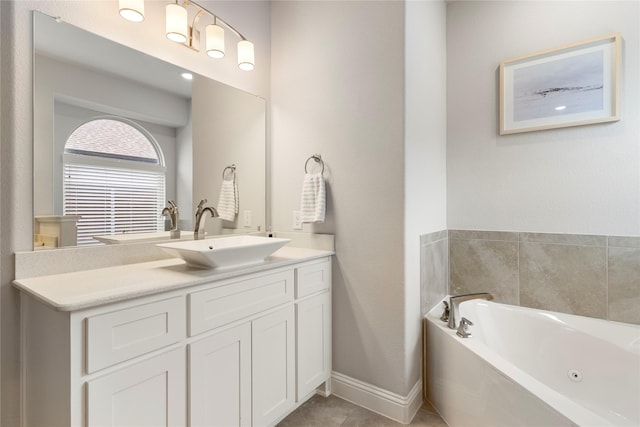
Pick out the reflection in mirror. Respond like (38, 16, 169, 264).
(33, 12, 266, 250)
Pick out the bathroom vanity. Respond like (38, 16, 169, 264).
(14, 246, 332, 427)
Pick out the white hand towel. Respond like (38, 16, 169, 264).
(217, 178, 238, 221)
(300, 173, 326, 223)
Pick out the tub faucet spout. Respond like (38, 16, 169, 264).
(447, 292, 493, 330)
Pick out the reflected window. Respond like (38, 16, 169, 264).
(63, 118, 166, 246)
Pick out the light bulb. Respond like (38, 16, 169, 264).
(119, 0, 144, 22)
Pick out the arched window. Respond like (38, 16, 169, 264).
(63, 117, 166, 246)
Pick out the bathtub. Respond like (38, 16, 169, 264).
(424, 298, 640, 427)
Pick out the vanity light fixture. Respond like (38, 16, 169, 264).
(119, 0, 145, 22)
(120, 0, 254, 71)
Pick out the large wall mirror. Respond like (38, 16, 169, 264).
(33, 11, 266, 250)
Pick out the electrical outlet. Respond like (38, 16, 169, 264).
(293, 210, 302, 230)
(243, 210, 252, 227)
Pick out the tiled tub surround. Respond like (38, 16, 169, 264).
(420, 230, 640, 325)
(420, 231, 449, 315)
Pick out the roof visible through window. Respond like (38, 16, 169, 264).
(64, 118, 161, 164)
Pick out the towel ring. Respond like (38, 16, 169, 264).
(304, 154, 324, 175)
(222, 164, 236, 180)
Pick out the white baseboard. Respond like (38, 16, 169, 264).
(330, 371, 423, 425)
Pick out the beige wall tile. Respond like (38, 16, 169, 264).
(421, 238, 448, 315)
(420, 230, 447, 246)
(449, 230, 518, 242)
(608, 247, 640, 324)
(449, 238, 518, 304)
(520, 232, 606, 246)
(609, 236, 640, 249)
(422, 229, 639, 324)
(520, 243, 607, 318)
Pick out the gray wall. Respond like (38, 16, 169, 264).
(446, 1, 639, 236)
(404, 0, 448, 394)
(270, 0, 448, 399)
(270, 0, 408, 396)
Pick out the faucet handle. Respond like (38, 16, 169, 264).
(197, 199, 208, 209)
(456, 317, 473, 338)
(440, 301, 450, 322)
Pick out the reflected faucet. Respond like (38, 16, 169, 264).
(194, 199, 218, 240)
(447, 293, 493, 330)
(161, 200, 180, 239)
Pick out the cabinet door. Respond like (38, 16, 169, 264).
(189, 323, 251, 427)
(252, 306, 295, 427)
(87, 348, 186, 427)
(296, 291, 332, 400)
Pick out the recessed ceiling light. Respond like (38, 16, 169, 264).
(555, 105, 567, 111)
(181, 72, 193, 80)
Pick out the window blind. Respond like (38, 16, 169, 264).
(63, 163, 166, 246)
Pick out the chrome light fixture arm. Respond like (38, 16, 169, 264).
(185, 0, 248, 42)
(120, 0, 254, 70)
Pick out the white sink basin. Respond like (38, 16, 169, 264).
(156, 235, 291, 269)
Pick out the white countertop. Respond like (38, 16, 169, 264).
(13, 246, 333, 312)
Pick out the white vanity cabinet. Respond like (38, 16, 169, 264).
(18, 253, 332, 427)
(294, 259, 332, 401)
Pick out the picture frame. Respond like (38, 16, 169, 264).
(499, 33, 621, 135)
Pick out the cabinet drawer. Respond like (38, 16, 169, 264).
(86, 297, 185, 374)
(295, 259, 331, 298)
(189, 269, 294, 336)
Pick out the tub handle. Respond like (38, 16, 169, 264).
(440, 301, 450, 323)
(456, 317, 473, 338)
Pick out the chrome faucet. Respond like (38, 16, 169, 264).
(161, 200, 180, 239)
(194, 199, 218, 240)
(447, 292, 493, 330)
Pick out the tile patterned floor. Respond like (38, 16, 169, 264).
(277, 394, 449, 427)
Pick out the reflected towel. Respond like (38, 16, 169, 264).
(217, 178, 238, 221)
(300, 173, 326, 223)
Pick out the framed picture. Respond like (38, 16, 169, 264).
(500, 33, 621, 135)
